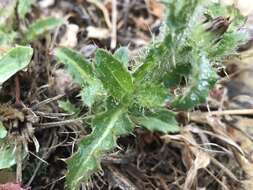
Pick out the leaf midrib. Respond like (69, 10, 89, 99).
(70, 108, 124, 188)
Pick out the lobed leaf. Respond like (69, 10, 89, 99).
(0, 46, 33, 85)
(66, 107, 133, 189)
(133, 40, 169, 83)
(55, 47, 105, 107)
(96, 49, 134, 102)
(171, 52, 217, 109)
(24, 17, 64, 43)
(54, 47, 94, 84)
(163, 0, 201, 34)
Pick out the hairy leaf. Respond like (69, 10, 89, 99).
(24, 17, 64, 43)
(164, 0, 201, 33)
(66, 107, 133, 189)
(54, 47, 94, 84)
(80, 81, 105, 107)
(55, 47, 105, 107)
(133, 0, 202, 83)
(190, 3, 246, 60)
(96, 49, 134, 101)
(134, 83, 170, 108)
(131, 108, 179, 133)
(209, 31, 246, 58)
(0, 46, 33, 85)
(171, 53, 217, 109)
(113, 47, 129, 67)
(133, 40, 169, 83)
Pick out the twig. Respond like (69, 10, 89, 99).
(26, 133, 54, 186)
(35, 118, 83, 130)
(192, 109, 253, 116)
(32, 94, 65, 110)
(111, 0, 118, 49)
(87, 0, 112, 29)
(204, 168, 230, 190)
(15, 75, 21, 106)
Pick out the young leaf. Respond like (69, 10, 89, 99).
(24, 17, 64, 43)
(80, 81, 105, 107)
(131, 108, 179, 133)
(96, 49, 134, 101)
(55, 47, 105, 107)
(0, 46, 33, 85)
(18, 0, 35, 19)
(66, 107, 133, 189)
(113, 47, 129, 67)
(54, 47, 94, 84)
(133, 39, 169, 83)
(209, 31, 246, 59)
(164, 0, 201, 34)
(171, 53, 217, 109)
(133, 83, 170, 108)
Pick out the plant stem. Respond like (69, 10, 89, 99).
(15, 75, 21, 106)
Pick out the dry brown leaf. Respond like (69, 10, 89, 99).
(145, 0, 163, 18)
(87, 26, 110, 39)
(87, 0, 112, 29)
(184, 152, 210, 190)
(59, 24, 79, 48)
(163, 128, 211, 189)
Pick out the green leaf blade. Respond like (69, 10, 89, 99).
(96, 49, 134, 101)
(54, 47, 94, 84)
(171, 53, 217, 109)
(0, 46, 33, 85)
(131, 109, 179, 133)
(113, 47, 129, 67)
(134, 83, 170, 108)
(66, 107, 133, 189)
(25, 17, 64, 43)
(80, 80, 105, 107)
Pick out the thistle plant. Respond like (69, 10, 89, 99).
(54, 1, 247, 189)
